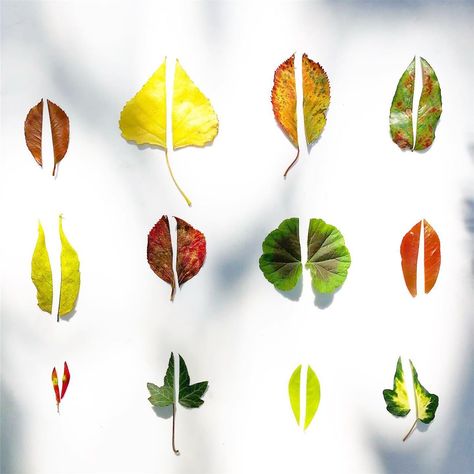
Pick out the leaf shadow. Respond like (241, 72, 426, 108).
(152, 405, 173, 420)
(60, 307, 77, 322)
(275, 278, 303, 301)
(312, 285, 341, 309)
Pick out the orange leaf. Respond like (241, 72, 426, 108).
(400, 221, 421, 297)
(423, 220, 441, 294)
(24, 99, 44, 167)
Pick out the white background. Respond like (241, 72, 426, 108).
(1, 1, 473, 473)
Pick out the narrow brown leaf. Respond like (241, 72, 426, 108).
(47, 100, 70, 176)
(24, 99, 44, 166)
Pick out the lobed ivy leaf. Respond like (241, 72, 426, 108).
(259, 218, 302, 291)
(147, 353, 175, 407)
(178, 355, 208, 408)
(383, 357, 411, 417)
(305, 218, 351, 294)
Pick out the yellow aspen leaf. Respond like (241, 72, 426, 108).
(172, 59, 219, 149)
(302, 53, 330, 147)
(119, 59, 167, 148)
(271, 54, 298, 177)
(58, 215, 80, 318)
(31, 222, 53, 313)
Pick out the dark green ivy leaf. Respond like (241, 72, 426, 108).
(178, 354, 208, 408)
(147, 353, 175, 407)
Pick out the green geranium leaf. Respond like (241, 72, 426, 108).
(383, 357, 411, 417)
(178, 355, 208, 408)
(147, 353, 175, 407)
(305, 218, 351, 293)
(288, 365, 301, 425)
(259, 218, 302, 291)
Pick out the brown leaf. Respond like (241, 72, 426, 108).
(147, 216, 176, 300)
(24, 99, 44, 167)
(176, 217, 206, 287)
(47, 100, 70, 176)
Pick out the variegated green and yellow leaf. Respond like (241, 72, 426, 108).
(410, 360, 439, 424)
(383, 357, 411, 417)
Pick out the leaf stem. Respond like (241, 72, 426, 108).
(165, 149, 192, 207)
(403, 419, 418, 442)
(170, 284, 176, 302)
(283, 147, 300, 178)
(172, 402, 180, 455)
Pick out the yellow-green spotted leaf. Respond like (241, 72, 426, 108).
(31, 222, 53, 313)
(304, 365, 321, 430)
(305, 218, 351, 293)
(410, 360, 439, 424)
(288, 365, 301, 425)
(58, 215, 80, 317)
(383, 357, 411, 417)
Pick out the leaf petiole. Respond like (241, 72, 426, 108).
(283, 147, 300, 178)
(165, 149, 192, 207)
(172, 402, 180, 455)
(403, 419, 418, 442)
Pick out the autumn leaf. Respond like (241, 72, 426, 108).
(147, 216, 176, 300)
(383, 357, 411, 417)
(24, 99, 44, 167)
(305, 218, 351, 294)
(288, 364, 321, 430)
(148, 353, 208, 455)
(400, 219, 440, 296)
(390, 57, 442, 151)
(58, 215, 80, 318)
(119, 58, 218, 206)
(60, 362, 71, 399)
(259, 218, 302, 291)
(47, 100, 70, 176)
(52, 362, 70, 413)
(31, 221, 53, 314)
(302, 53, 330, 147)
(52, 367, 60, 412)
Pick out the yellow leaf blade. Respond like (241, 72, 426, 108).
(172, 59, 218, 149)
(31, 222, 53, 313)
(58, 216, 80, 317)
(302, 54, 330, 146)
(119, 59, 167, 148)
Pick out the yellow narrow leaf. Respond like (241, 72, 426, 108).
(58, 215, 80, 317)
(302, 54, 330, 146)
(31, 222, 53, 313)
(119, 59, 167, 148)
(172, 59, 219, 149)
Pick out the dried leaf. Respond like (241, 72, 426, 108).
(305, 218, 351, 294)
(47, 100, 70, 176)
(172, 59, 218, 149)
(414, 58, 442, 151)
(271, 54, 298, 176)
(31, 221, 53, 314)
(302, 53, 330, 147)
(147, 216, 176, 300)
(390, 57, 415, 150)
(400, 220, 421, 297)
(175, 217, 206, 287)
(24, 99, 43, 166)
(259, 218, 302, 291)
(119, 59, 167, 148)
(58, 215, 80, 317)
(423, 219, 441, 294)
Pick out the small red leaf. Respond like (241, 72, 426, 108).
(147, 216, 176, 300)
(61, 361, 70, 399)
(52, 367, 60, 410)
(24, 99, 44, 166)
(47, 100, 70, 176)
(424, 220, 441, 294)
(175, 217, 206, 287)
(401, 221, 421, 297)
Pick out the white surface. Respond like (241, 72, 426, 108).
(1, 1, 473, 473)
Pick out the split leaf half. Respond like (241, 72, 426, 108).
(119, 58, 218, 205)
(400, 219, 440, 296)
(288, 364, 321, 430)
(31, 222, 53, 313)
(306, 218, 351, 294)
(147, 216, 206, 301)
(52, 361, 70, 413)
(383, 357, 411, 417)
(147, 352, 208, 455)
(272, 53, 330, 176)
(390, 57, 442, 151)
(24, 99, 70, 176)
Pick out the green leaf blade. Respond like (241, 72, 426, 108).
(410, 360, 439, 424)
(305, 218, 351, 294)
(390, 57, 415, 150)
(147, 353, 175, 408)
(178, 354, 208, 409)
(288, 365, 301, 426)
(304, 365, 321, 430)
(383, 357, 411, 417)
(259, 218, 302, 291)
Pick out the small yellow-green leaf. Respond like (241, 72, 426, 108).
(58, 215, 80, 317)
(31, 222, 53, 313)
(383, 357, 411, 417)
(288, 364, 301, 425)
(410, 360, 439, 424)
(304, 365, 321, 430)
